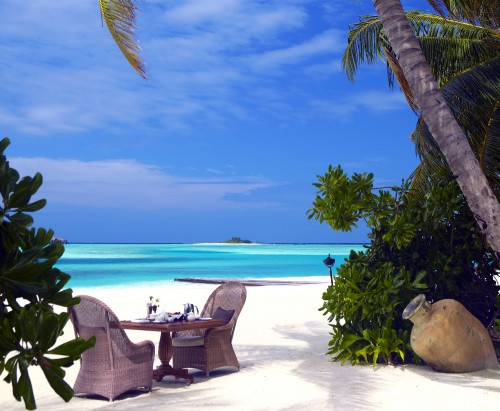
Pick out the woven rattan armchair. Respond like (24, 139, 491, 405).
(68, 295, 155, 401)
(172, 281, 247, 377)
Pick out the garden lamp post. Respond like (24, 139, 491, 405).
(323, 253, 335, 285)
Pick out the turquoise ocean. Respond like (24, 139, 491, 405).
(57, 243, 366, 288)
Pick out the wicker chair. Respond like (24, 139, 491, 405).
(172, 281, 247, 377)
(68, 295, 155, 401)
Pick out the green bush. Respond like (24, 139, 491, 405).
(308, 165, 499, 365)
(0, 138, 95, 409)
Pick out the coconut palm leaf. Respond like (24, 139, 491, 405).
(343, 12, 499, 93)
(343, 9, 499, 198)
(408, 12, 499, 86)
(99, 0, 147, 79)
(410, 108, 499, 198)
(383, 44, 417, 112)
(342, 15, 385, 82)
(410, 118, 447, 180)
(482, 109, 500, 191)
(428, 0, 499, 28)
(410, 58, 500, 197)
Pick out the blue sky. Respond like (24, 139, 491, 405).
(1, 0, 431, 244)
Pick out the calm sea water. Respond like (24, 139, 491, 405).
(57, 243, 366, 288)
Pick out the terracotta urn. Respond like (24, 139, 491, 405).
(402, 294, 498, 373)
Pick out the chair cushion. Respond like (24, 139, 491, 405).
(172, 336, 205, 347)
(213, 307, 235, 324)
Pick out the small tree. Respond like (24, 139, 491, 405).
(0, 138, 95, 410)
(308, 165, 499, 365)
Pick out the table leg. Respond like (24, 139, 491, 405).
(153, 331, 193, 384)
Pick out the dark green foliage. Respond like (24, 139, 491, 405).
(322, 0, 500, 366)
(308, 165, 499, 366)
(223, 237, 252, 244)
(0, 138, 95, 410)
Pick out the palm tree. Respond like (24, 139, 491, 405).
(99, 0, 147, 79)
(342, 10, 499, 198)
(368, 0, 499, 258)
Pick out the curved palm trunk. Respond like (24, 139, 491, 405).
(372, 0, 500, 259)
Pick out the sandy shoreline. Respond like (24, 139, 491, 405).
(1, 280, 499, 410)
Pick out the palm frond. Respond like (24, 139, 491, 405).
(409, 119, 455, 197)
(342, 15, 386, 82)
(383, 46, 418, 112)
(410, 58, 500, 197)
(99, 0, 147, 79)
(419, 36, 498, 86)
(425, 0, 448, 17)
(408, 159, 448, 199)
(442, 57, 500, 114)
(407, 10, 498, 38)
(342, 11, 499, 92)
(405, 11, 499, 85)
(343, 6, 499, 198)
(410, 117, 447, 172)
(431, 0, 500, 28)
(479, 106, 500, 193)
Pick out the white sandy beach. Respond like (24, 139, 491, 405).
(1, 279, 499, 410)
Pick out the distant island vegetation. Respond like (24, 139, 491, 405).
(50, 237, 68, 244)
(222, 237, 252, 244)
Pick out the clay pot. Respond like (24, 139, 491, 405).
(403, 294, 498, 373)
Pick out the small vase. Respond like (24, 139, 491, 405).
(403, 294, 498, 373)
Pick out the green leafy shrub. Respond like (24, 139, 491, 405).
(0, 138, 95, 409)
(308, 165, 499, 365)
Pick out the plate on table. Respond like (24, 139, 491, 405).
(198, 317, 213, 321)
(131, 319, 150, 323)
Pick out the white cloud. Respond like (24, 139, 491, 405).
(248, 29, 344, 72)
(161, 0, 308, 38)
(10, 157, 279, 210)
(206, 168, 225, 175)
(0, 1, 352, 136)
(309, 90, 407, 119)
(162, 0, 242, 24)
(351, 90, 407, 111)
(303, 58, 343, 76)
(1, 104, 87, 135)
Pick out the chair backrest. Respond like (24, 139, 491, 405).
(201, 281, 247, 338)
(69, 295, 134, 371)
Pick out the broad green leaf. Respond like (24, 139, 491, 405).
(40, 360, 73, 402)
(8, 212, 34, 227)
(39, 314, 62, 352)
(8, 185, 31, 208)
(18, 308, 38, 345)
(372, 348, 381, 366)
(28, 173, 43, 195)
(18, 369, 36, 410)
(0, 137, 10, 153)
(44, 290, 80, 307)
(19, 199, 47, 213)
(4, 279, 47, 295)
(48, 336, 96, 357)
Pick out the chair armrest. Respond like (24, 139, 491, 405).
(204, 324, 233, 342)
(132, 340, 156, 360)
